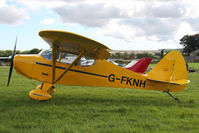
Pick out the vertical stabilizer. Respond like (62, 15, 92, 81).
(147, 51, 188, 83)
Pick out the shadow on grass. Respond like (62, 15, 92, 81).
(55, 94, 192, 107)
(1, 92, 193, 109)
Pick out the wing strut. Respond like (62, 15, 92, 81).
(54, 51, 85, 83)
(52, 43, 57, 83)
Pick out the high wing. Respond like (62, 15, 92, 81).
(39, 30, 110, 60)
(39, 30, 110, 83)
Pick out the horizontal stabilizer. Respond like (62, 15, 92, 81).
(147, 79, 190, 85)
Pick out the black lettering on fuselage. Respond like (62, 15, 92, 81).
(121, 76, 127, 84)
(133, 79, 139, 87)
(126, 77, 132, 85)
(108, 74, 146, 88)
(139, 80, 146, 88)
(108, 74, 115, 82)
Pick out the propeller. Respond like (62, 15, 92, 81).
(7, 37, 17, 86)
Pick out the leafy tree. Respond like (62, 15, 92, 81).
(0, 50, 12, 57)
(129, 53, 135, 59)
(115, 52, 121, 58)
(136, 53, 154, 58)
(160, 49, 165, 59)
(29, 48, 42, 54)
(16, 50, 21, 54)
(122, 52, 129, 60)
(0, 48, 42, 57)
(21, 50, 30, 54)
(180, 34, 199, 55)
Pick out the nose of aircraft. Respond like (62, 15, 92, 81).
(14, 55, 34, 78)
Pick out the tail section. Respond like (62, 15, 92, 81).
(147, 51, 189, 89)
(126, 58, 152, 74)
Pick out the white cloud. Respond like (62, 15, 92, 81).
(93, 19, 136, 41)
(4, 0, 199, 49)
(0, 0, 6, 7)
(53, 3, 126, 27)
(144, 2, 185, 18)
(121, 17, 177, 40)
(12, 0, 84, 9)
(0, 3, 28, 24)
(41, 18, 55, 25)
(175, 22, 196, 41)
(183, 1, 199, 18)
(51, 0, 191, 43)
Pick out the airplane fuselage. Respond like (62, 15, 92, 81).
(14, 54, 186, 92)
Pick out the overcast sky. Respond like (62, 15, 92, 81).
(0, 0, 198, 50)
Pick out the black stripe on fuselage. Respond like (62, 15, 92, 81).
(36, 62, 108, 78)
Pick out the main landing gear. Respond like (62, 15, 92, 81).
(29, 82, 55, 101)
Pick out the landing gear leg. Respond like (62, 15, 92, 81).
(29, 82, 55, 101)
(163, 91, 179, 101)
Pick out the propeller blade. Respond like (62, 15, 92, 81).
(7, 59, 14, 86)
(7, 37, 17, 86)
(13, 37, 17, 55)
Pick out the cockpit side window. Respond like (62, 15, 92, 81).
(40, 49, 95, 66)
(58, 51, 95, 66)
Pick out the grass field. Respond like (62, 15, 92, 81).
(0, 64, 199, 133)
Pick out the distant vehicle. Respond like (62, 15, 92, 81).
(107, 59, 118, 66)
(80, 59, 95, 66)
(0, 57, 11, 60)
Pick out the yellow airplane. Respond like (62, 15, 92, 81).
(7, 30, 190, 101)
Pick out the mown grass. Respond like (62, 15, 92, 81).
(0, 65, 199, 133)
(188, 63, 199, 72)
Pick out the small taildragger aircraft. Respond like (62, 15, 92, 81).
(7, 30, 190, 101)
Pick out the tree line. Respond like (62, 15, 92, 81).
(111, 33, 199, 59)
(110, 52, 155, 60)
(0, 34, 199, 58)
(0, 48, 42, 57)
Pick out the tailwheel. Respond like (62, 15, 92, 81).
(29, 82, 55, 101)
(163, 91, 179, 101)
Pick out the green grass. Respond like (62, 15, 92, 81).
(188, 63, 199, 71)
(0, 66, 199, 133)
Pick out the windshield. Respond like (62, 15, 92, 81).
(39, 49, 54, 60)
